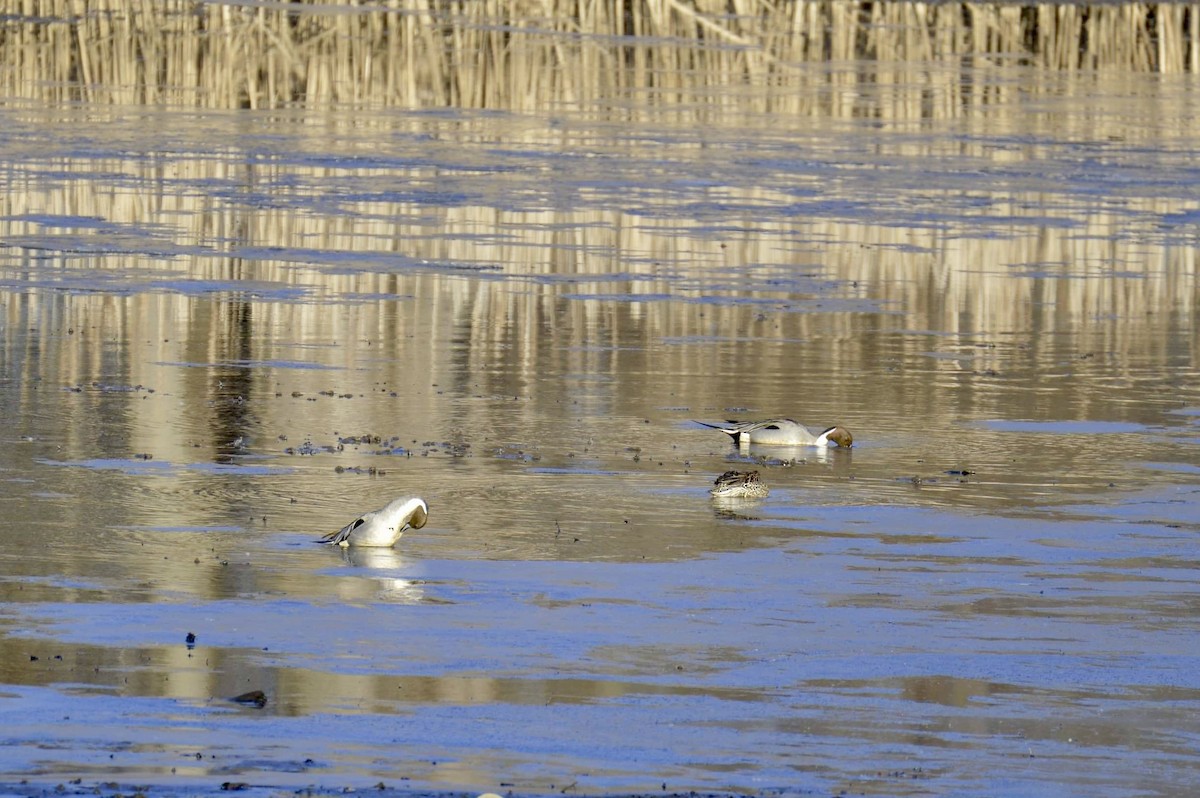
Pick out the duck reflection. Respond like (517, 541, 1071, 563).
(742, 443, 849, 466)
(328, 546, 426, 603)
(710, 496, 765, 521)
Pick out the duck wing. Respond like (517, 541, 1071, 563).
(319, 514, 368, 545)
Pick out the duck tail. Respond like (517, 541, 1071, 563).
(693, 420, 741, 440)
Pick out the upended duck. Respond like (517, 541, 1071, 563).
(710, 470, 770, 499)
(319, 496, 429, 547)
(696, 418, 853, 448)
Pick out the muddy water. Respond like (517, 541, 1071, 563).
(1, 63, 1199, 797)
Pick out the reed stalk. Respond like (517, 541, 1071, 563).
(1, 2, 1196, 110)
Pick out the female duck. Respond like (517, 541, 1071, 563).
(709, 470, 770, 499)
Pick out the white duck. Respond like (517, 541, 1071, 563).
(696, 419, 853, 448)
(320, 496, 429, 547)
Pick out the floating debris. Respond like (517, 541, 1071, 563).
(334, 465, 387, 476)
(230, 690, 267, 708)
(284, 439, 333, 456)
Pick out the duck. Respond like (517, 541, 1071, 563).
(709, 470, 770, 499)
(319, 496, 429, 547)
(696, 418, 853, 448)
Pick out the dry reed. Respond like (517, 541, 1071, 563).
(1, 2, 1197, 111)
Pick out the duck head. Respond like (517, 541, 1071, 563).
(383, 496, 429, 532)
(819, 426, 854, 448)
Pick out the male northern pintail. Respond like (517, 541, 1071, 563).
(709, 470, 770, 499)
(696, 418, 853, 448)
(320, 496, 429, 547)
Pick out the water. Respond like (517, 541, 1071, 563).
(0, 55, 1198, 798)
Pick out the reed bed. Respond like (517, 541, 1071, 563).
(1, 2, 1198, 111)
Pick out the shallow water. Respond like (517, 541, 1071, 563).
(1, 57, 1199, 798)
